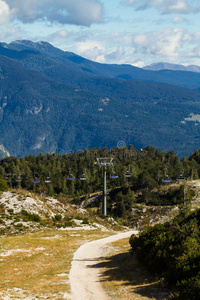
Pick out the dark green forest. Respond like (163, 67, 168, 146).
(0, 145, 200, 213)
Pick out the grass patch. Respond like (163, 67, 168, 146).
(99, 238, 169, 300)
(0, 228, 113, 299)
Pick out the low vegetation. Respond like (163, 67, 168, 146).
(130, 208, 200, 299)
(0, 229, 112, 299)
(101, 238, 169, 299)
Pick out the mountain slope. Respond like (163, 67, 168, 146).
(143, 62, 200, 73)
(1, 40, 200, 89)
(1, 53, 200, 158)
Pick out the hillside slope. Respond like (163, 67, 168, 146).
(1, 54, 200, 158)
(1, 41, 200, 158)
(2, 40, 200, 89)
(143, 62, 200, 73)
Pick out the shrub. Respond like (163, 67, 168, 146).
(15, 223, 23, 228)
(39, 220, 47, 226)
(130, 210, 200, 300)
(82, 217, 89, 224)
(54, 214, 62, 221)
(21, 210, 41, 222)
(14, 217, 20, 222)
(0, 177, 9, 192)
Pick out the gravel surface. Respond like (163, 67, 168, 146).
(69, 230, 138, 300)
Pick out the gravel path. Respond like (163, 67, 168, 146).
(69, 230, 138, 300)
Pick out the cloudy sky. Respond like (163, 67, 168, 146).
(0, 0, 200, 67)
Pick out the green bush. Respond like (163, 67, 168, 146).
(15, 223, 23, 228)
(64, 220, 75, 227)
(130, 210, 200, 299)
(0, 177, 9, 191)
(54, 214, 62, 221)
(21, 209, 41, 222)
(82, 217, 89, 225)
(39, 220, 47, 226)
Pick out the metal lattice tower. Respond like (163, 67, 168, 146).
(97, 158, 114, 216)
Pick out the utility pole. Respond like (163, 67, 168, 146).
(103, 166, 107, 215)
(97, 158, 114, 216)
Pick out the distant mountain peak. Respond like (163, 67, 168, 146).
(143, 62, 200, 73)
(9, 40, 63, 56)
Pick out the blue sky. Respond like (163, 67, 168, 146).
(0, 0, 200, 67)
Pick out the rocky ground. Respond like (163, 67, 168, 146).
(0, 190, 119, 236)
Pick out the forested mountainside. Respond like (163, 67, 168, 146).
(2, 40, 200, 89)
(1, 40, 200, 158)
(0, 145, 200, 203)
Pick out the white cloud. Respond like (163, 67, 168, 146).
(121, 0, 200, 14)
(50, 29, 71, 39)
(173, 16, 185, 23)
(5, 0, 104, 26)
(0, 0, 11, 25)
(76, 40, 106, 62)
(187, 45, 200, 58)
(133, 28, 184, 57)
(121, 0, 162, 9)
(105, 46, 138, 65)
(48, 27, 200, 67)
(0, 26, 19, 40)
(132, 18, 144, 23)
(159, 0, 192, 14)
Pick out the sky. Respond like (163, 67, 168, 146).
(0, 0, 200, 67)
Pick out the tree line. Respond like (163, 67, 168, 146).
(0, 145, 199, 200)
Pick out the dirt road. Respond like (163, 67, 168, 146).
(69, 230, 138, 300)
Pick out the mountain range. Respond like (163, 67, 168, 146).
(0, 40, 200, 159)
(143, 62, 200, 73)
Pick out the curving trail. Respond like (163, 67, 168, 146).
(69, 230, 138, 300)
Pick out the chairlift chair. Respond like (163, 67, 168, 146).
(177, 168, 185, 181)
(33, 178, 40, 184)
(45, 172, 51, 184)
(33, 173, 40, 184)
(124, 165, 132, 178)
(162, 168, 172, 183)
(80, 170, 87, 181)
(5, 176, 10, 183)
(162, 179, 172, 183)
(15, 175, 22, 183)
(67, 169, 75, 180)
(110, 169, 118, 179)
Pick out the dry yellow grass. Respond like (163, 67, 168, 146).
(0, 229, 112, 299)
(99, 238, 169, 300)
